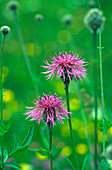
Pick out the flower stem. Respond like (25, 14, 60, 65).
(65, 84, 79, 170)
(49, 126, 53, 170)
(93, 30, 98, 170)
(98, 0, 105, 155)
(1, 34, 6, 169)
(12, 10, 39, 95)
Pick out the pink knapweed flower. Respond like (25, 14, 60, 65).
(25, 93, 70, 126)
(42, 52, 87, 85)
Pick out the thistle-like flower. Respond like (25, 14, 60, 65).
(7, 1, 19, 10)
(42, 52, 87, 86)
(1, 26, 10, 35)
(25, 93, 70, 126)
(84, 8, 105, 32)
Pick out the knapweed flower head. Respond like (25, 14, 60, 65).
(62, 14, 74, 25)
(84, 8, 105, 32)
(35, 14, 43, 22)
(8, 1, 19, 10)
(25, 93, 70, 126)
(42, 52, 87, 86)
(1, 26, 10, 35)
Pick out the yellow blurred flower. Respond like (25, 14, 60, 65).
(55, 82, 64, 94)
(72, 118, 83, 130)
(76, 143, 88, 155)
(3, 89, 15, 103)
(108, 127, 112, 136)
(6, 100, 19, 112)
(69, 98, 80, 111)
(36, 149, 48, 160)
(26, 43, 41, 57)
(87, 122, 94, 136)
(98, 130, 108, 143)
(20, 163, 33, 170)
(0, 109, 12, 121)
(61, 146, 72, 157)
(60, 124, 69, 137)
(57, 30, 71, 44)
(0, 67, 9, 82)
(78, 127, 86, 139)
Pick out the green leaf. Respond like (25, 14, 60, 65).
(4, 120, 13, 131)
(5, 161, 21, 169)
(82, 152, 92, 170)
(13, 133, 20, 149)
(98, 159, 109, 170)
(39, 148, 49, 156)
(27, 148, 40, 152)
(9, 133, 20, 156)
(0, 147, 8, 163)
(3, 148, 8, 163)
(97, 127, 104, 130)
(20, 125, 34, 149)
(53, 148, 62, 160)
(64, 155, 75, 170)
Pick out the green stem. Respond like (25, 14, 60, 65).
(49, 127, 53, 170)
(65, 84, 79, 170)
(98, 0, 105, 155)
(1, 34, 6, 169)
(93, 30, 98, 170)
(12, 10, 38, 95)
(76, 81, 91, 152)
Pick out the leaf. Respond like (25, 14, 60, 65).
(3, 148, 8, 163)
(5, 161, 21, 169)
(39, 148, 49, 156)
(64, 155, 76, 170)
(98, 159, 109, 170)
(9, 133, 20, 157)
(53, 148, 62, 160)
(19, 125, 34, 149)
(0, 147, 8, 164)
(97, 127, 104, 130)
(13, 133, 20, 150)
(27, 148, 40, 152)
(4, 120, 13, 131)
(82, 152, 92, 170)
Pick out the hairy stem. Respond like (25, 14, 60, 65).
(1, 34, 6, 169)
(93, 30, 98, 170)
(98, 0, 105, 154)
(65, 84, 79, 170)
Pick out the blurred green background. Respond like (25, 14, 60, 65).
(0, 0, 112, 169)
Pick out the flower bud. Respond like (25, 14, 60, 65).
(8, 1, 19, 10)
(62, 14, 74, 25)
(84, 8, 105, 32)
(88, 1, 95, 8)
(35, 14, 43, 22)
(1, 26, 10, 35)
